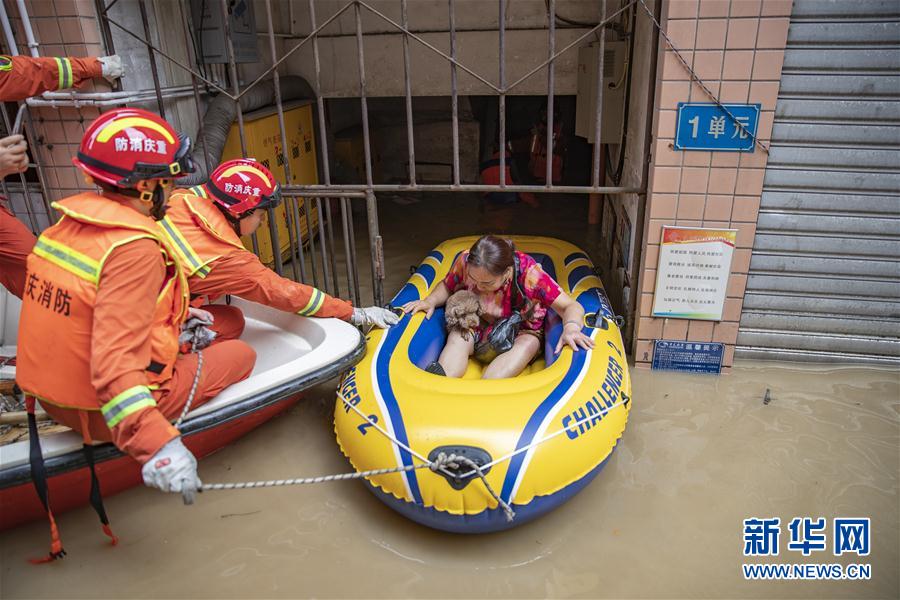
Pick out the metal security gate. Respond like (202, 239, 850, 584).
(736, 0, 900, 365)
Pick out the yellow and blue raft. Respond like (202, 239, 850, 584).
(334, 236, 631, 533)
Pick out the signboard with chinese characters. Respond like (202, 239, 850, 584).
(652, 226, 737, 320)
(674, 103, 761, 152)
(652, 340, 724, 374)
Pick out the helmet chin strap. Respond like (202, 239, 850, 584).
(140, 186, 168, 221)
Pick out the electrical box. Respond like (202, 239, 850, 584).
(221, 102, 319, 267)
(575, 40, 627, 144)
(190, 0, 258, 64)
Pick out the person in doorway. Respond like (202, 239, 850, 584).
(401, 234, 593, 379)
(16, 108, 254, 511)
(160, 158, 398, 334)
(479, 142, 538, 208)
(0, 53, 123, 100)
(0, 53, 125, 297)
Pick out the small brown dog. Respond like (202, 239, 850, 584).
(444, 290, 482, 341)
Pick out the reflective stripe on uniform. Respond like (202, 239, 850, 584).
(53, 57, 72, 90)
(101, 385, 156, 428)
(189, 185, 208, 199)
(33, 236, 101, 284)
(0, 56, 11, 71)
(297, 287, 325, 316)
(158, 216, 208, 277)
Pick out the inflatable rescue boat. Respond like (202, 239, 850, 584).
(0, 293, 364, 530)
(334, 236, 631, 533)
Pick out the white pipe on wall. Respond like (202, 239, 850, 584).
(0, 1, 19, 56)
(14, 0, 38, 57)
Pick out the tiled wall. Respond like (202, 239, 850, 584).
(5, 0, 107, 205)
(634, 0, 793, 370)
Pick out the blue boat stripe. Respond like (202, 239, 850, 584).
(413, 263, 436, 289)
(427, 250, 444, 263)
(567, 265, 594, 292)
(564, 251, 588, 265)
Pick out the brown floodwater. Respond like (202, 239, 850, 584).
(2, 195, 897, 598)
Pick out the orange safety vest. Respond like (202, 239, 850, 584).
(16, 193, 189, 424)
(158, 185, 246, 280)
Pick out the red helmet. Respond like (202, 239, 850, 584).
(73, 107, 194, 188)
(207, 159, 281, 219)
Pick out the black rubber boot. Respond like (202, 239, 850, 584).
(425, 361, 446, 376)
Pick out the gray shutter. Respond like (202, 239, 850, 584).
(737, 0, 900, 365)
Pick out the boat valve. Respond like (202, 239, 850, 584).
(428, 445, 493, 490)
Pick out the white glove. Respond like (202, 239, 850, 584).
(141, 437, 201, 504)
(350, 306, 400, 329)
(187, 306, 214, 325)
(98, 55, 124, 83)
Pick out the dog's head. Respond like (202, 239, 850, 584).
(445, 290, 482, 335)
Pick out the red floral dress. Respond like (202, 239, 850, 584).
(443, 250, 562, 342)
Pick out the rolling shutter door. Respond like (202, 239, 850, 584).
(737, 0, 900, 365)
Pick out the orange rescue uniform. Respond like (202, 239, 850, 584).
(0, 200, 35, 298)
(0, 55, 103, 101)
(159, 186, 354, 332)
(15, 193, 254, 463)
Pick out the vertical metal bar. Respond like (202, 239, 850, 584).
(94, 0, 117, 59)
(265, 205, 284, 277)
(365, 191, 383, 306)
(0, 1, 18, 55)
(303, 197, 319, 287)
(179, 1, 209, 175)
(0, 104, 37, 232)
(355, 2, 374, 188)
(264, 0, 299, 281)
(290, 195, 309, 281)
(138, 0, 165, 117)
(498, 0, 506, 187)
(401, 0, 416, 186)
(315, 197, 331, 292)
(592, 0, 607, 187)
(15, 0, 38, 57)
(324, 198, 339, 297)
(308, 0, 336, 295)
(340, 197, 360, 306)
(449, 0, 460, 186)
(545, 0, 555, 187)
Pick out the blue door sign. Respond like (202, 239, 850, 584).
(674, 103, 761, 152)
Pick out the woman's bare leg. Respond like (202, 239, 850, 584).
(437, 330, 475, 377)
(482, 334, 541, 379)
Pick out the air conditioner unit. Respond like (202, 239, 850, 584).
(575, 40, 627, 144)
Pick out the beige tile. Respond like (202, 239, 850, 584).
(650, 193, 678, 219)
(676, 219, 703, 228)
(692, 50, 724, 79)
(735, 168, 765, 196)
(722, 344, 736, 368)
(668, 0, 699, 18)
(663, 318, 690, 340)
(749, 80, 781, 108)
(757, 17, 791, 49)
(677, 193, 707, 219)
(735, 221, 758, 248)
(713, 321, 740, 345)
(53, 0, 78, 16)
(648, 220, 669, 244)
(726, 273, 748, 297)
(683, 151, 712, 167)
(751, 50, 786, 79)
(696, 19, 728, 49)
(704, 220, 730, 230)
(58, 17, 85, 45)
(654, 140, 681, 166)
(635, 340, 655, 364)
(711, 152, 740, 167)
(761, 0, 793, 17)
(43, 120, 66, 144)
(663, 49, 693, 80)
(640, 292, 655, 317)
(35, 18, 61, 44)
(666, 19, 698, 49)
(739, 147, 770, 168)
(49, 143, 76, 167)
(699, 0, 729, 18)
(722, 297, 744, 321)
(756, 110, 776, 139)
(691, 79, 720, 100)
(722, 50, 754, 80)
(62, 119, 84, 141)
(75, 0, 96, 17)
(40, 43, 65, 57)
(660, 81, 692, 109)
(643, 268, 659, 293)
(731, 0, 762, 17)
(704, 194, 734, 221)
(688, 320, 715, 342)
(80, 18, 101, 45)
(652, 166, 682, 193)
(657, 110, 678, 138)
(726, 17, 759, 49)
(731, 248, 753, 273)
(731, 195, 761, 222)
(645, 244, 661, 270)
(720, 80, 750, 102)
(681, 167, 710, 194)
(707, 167, 738, 195)
(30, 1, 56, 17)
(639, 317, 664, 340)
(56, 166, 79, 189)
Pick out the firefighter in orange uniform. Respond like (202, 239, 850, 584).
(160, 158, 398, 333)
(16, 109, 254, 532)
(0, 53, 124, 298)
